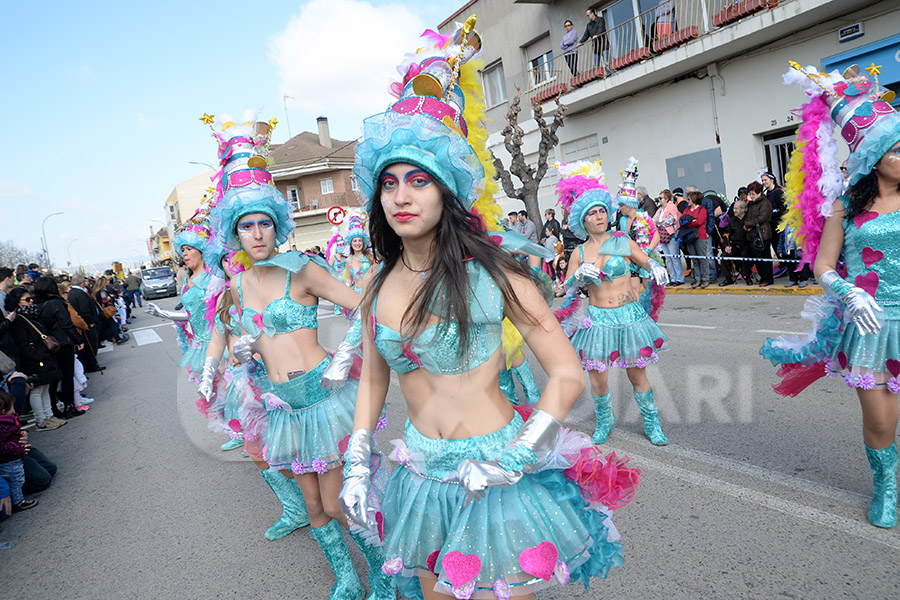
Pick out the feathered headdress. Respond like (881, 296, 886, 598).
(553, 159, 610, 238)
(615, 157, 640, 210)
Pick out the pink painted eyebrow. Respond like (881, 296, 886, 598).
(403, 169, 430, 182)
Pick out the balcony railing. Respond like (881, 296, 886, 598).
(298, 192, 357, 212)
(526, 0, 782, 105)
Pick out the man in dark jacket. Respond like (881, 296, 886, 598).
(762, 173, 786, 257)
(67, 274, 102, 372)
(578, 8, 607, 68)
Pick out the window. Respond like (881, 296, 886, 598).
(350, 176, 360, 192)
(320, 178, 334, 195)
(286, 186, 300, 212)
(167, 203, 179, 222)
(482, 61, 507, 107)
(529, 51, 554, 87)
(560, 134, 600, 162)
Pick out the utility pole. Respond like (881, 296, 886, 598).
(283, 95, 294, 139)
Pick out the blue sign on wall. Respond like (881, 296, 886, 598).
(822, 33, 900, 86)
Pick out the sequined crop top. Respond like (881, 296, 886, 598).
(372, 261, 504, 375)
(181, 271, 213, 342)
(841, 197, 900, 317)
(579, 234, 631, 284)
(236, 269, 318, 339)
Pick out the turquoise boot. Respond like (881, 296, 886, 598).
(259, 469, 310, 540)
(865, 442, 898, 528)
(349, 531, 397, 600)
(310, 520, 366, 600)
(499, 369, 521, 405)
(592, 392, 615, 444)
(511, 357, 541, 404)
(633, 389, 668, 446)
(221, 437, 244, 451)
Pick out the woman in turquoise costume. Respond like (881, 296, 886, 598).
(340, 18, 640, 600)
(761, 62, 900, 528)
(147, 213, 225, 384)
(554, 159, 671, 446)
(330, 209, 375, 315)
(204, 113, 393, 599)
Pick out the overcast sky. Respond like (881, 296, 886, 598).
(0, 0, 462, 271)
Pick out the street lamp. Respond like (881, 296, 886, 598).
(41, 212, 64, 269)
(188, 160, 217, 171)
(67, 238, 81, 267)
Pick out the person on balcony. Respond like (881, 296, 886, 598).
(655, 0, 676, 38)
(561, 19, 578, 76)
(578, 7, 607, 70)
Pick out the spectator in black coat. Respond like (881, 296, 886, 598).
(33, 277, 84, 420)
(4, 287, 62, 430)
(578, 7, 608, 68)
(67, 274, 102, 372)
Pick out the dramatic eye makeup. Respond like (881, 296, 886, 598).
(237, 219, 274, 234)
(380, 173, 399, 191)
(404, 169, 432, 187)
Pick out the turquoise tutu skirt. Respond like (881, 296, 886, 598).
(830, 318, 900, 390)
(222, 366, 244, 437)
(178, 338, 211, 381)
(571, 302, 668, 371)
(381, 412, 630, 599)
(262, 356, 357, 472)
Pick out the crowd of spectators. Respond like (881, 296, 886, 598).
(0, 263, 133, 526)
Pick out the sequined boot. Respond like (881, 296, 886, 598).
(511, 357, 541, 404)
(633, 389, 668, 446)
(865, 442, 898, 528)
(499, 369, 520, 405)
(349, 531, 396, 600)
(221, 437, 244, 451)
(259, 469, 310, 540)
(592, 392, 615, 444)
(310, 519, 366, 600)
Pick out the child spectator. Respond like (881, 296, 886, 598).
(0, 391, 38, 512)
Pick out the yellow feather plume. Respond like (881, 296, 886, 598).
(501, 317, 525, 368)
(779, 137, 807, 237)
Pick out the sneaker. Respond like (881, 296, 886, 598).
(76, 405, 90, 413)
(786, 281, 798, 287)
(799, 280, 808, 287)
(80, 396, 95, 404)
(700, 282, 709, 289)
(36, 420, 61, 431)
(690, 281, 700, 289)
(719, 279, 734, 287)
(48, 416, 68, 426)
(13, 498, 38, 512)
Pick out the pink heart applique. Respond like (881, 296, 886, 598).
(375, 511, 384, 542)
(838, 351, 848, 370)
(639, 346, 653, 357)
(489, 235, 503, 246)
(228, 419, 242, 433)
(441, 552, 482, 589)
(389, 81, 404, 99)
(854, 272, 879, 299)
(426, 550, 441, 574)
(886, 359, 900, 378)
(609, 351, 620, 362)
(854, 211, 878, 229)
(654, 337, 665, 349)
(834, 82, 848, 95)
(861, 246, 884, 268)
(518, 542, 559, 581)
(338, 434, 350, 455)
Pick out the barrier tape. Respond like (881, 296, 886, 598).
(665, 254, 801, 264)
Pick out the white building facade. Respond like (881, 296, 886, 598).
(439, 0, 900, 212)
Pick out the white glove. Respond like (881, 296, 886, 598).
(146, 303, 189, 321)
(321, 308, 361, 389)
(198, 356, 220, 401)
(648, 260, 670, 286)
(821, 270, 884, 335)
(574, 262, 601, 282)
(338, 429, 378, 536)
(233, 335, 259, 364)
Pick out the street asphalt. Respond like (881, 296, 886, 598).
(2, 291, 898, 599)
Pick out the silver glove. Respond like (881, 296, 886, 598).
(339, 429, 378, 535)
(198, 356, 220, 401)
(232, 334, 259, 364)
(444, 410, 561, 505)
(146, 303, 189, 321)
(321, 307, 362, 389)
(821, 270, 884, 335)
(574, 262, 601, 282)
(648, 259, 670, 286)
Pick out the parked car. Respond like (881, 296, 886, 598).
(140, 266, 177, 299)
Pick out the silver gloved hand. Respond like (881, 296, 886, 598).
(648, 259, 670, 286)
(146, 303, 189, 321)
(574, 262, 601, 282)
(321, 307, 362, 389)
(338, 429, 378, 535)
(444, 409, 561, 505)
(820, 270, 884, 335)
(198, 356, 220, 401)
(233, 334, 259, 364)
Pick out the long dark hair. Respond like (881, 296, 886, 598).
(364, 181, 536, 356)
(845, 170, 882, 221)
(32, 276, 61, 304)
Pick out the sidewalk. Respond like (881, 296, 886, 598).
(666, 282, 821, 296)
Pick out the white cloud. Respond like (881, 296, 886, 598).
(269, 0, 428, 138)
(0, 176, 32, 198)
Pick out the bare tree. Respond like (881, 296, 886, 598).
(0, 239, 42, 270)
(492, 89, 568, 235)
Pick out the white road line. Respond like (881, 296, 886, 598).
(614, 430, 867, 506)
(97, 344, 115, 354)
(756, 329, 804, 335)
(630, 451, 900, 550)
(658, 323, 717, 330)
(133, 329, 163, 346)
(129, 322, 174, 332)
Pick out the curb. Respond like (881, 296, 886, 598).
(665, 284, 821, 296)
